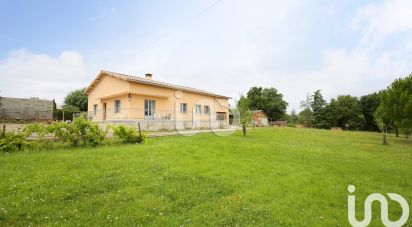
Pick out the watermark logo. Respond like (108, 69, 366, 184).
(347, 185, 409, 227)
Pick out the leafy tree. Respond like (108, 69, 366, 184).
(310, 90, 327, 113)
(378, 74, 412, 137)
(236, 96, 252, 136)
(298, 109, 313, 127)
(299, 94, 313, 127)
(290, 109, 298, 123)
(310, 90, 327, 128)
(374, 102, 391, 145)
(64, 88, 88, 111)
(359, 93, 380, 132)
(246, 87, 288, 120)
(330, 95, 364, 130)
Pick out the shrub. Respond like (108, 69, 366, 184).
(0, 132, 27, 153)
(48, 116, 107, 146)
(23, 123, 49, 139)
(112, 125, 146, 144)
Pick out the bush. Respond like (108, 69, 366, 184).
(24, 123, 49, 139)
(0, 132, 27, 153)
(112, 125, 146, 144)
(48, 116, 107, 146)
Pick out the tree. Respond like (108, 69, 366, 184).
(246, 87, 288, 120)
(64, 88, 88, 112)
(310, 90, 327, 128)
(290, 109, 298, 123)
(330, 95, 364, 130)
(359, 93, 380, 132)
(378, 74, 412, 137)
(374, 103, 390, 145)
(299, 94, 313, 127)
(236, 96, 252, 136)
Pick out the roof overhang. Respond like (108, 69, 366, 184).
(84, 70, 231, 99)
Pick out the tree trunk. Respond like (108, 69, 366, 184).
(382, 128, 388, 145)
(242, 124, 246, 136)
(394, 125, 399, 137)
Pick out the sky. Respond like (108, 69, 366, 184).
(0, 0, 412, 112)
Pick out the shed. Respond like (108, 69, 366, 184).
(252, 110, 269, 127)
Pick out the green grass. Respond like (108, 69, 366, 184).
(0, 127, 411, 226)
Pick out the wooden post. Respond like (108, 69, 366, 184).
(138, 122, 142, 137)
(2, 125, 5, 137)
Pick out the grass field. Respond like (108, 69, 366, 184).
(0, 127, 411, 226)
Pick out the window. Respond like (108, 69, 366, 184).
(180, 103, 187, 113)
(204, 105, 210, 114)
(216, 112, 226, 120)
(195, 105, 202, 114)
(93, 104, 98, 115)
(145, 100, 156, 119)
(114, 100, 121, 113)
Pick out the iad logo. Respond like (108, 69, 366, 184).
(347, 185, 409, 227)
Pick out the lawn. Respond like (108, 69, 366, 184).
(0, 127, 411, 226)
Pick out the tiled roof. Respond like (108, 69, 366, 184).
(85, 70, 230, 99)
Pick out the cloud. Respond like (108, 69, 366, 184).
(351, 0, 412, 45)
(0, 49, 88, 103)
(284, 50, 411, 112)
(278, 0, 412, 112)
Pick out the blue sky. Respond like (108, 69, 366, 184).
(1, 0, 412, 112)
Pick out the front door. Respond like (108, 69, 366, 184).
(144, 100, 155, 119)
(103, 103, 107, 121)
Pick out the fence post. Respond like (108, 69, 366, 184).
(2, 125, 5, 137)
(138, 122, 142, 137)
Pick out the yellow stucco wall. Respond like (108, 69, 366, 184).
(87, 73, 230, 122)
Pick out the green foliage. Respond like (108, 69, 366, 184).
(289, 109, 298, 124)
(236, 96, 253, 136)
(64, 88, 88, 111)
(246, 87, 288, 120)
(378, 74, 412, 136)
(299, 94, 314, 127)
(23, 123, 49, 139)
(311, 90, 327, 128)
(48, 117, 107, 146)
(298, 109, 313, 127)
(112, 125, 146, 144)
(360, 93, 380, 132)
(0, 132, 27, 153)
(330, 95, 365, 130)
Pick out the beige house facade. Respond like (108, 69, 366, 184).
(85, 70, 230, 130)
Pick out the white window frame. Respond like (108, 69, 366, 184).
(204, 105, 210, 114)
(195, 105, 202, 114)
(180, 103, 187, 113)
(114, 100, 121, 113)
(93, 104, 98, 115)
(144, 100, 156, 119)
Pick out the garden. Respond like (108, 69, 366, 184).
(0, 127, 411, 226)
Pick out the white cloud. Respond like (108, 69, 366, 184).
(352, 0, 412, 45)
(0, 49, 88, 104)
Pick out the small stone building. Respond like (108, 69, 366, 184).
(252, 110, 269, 127)
(0, 97, 54, 122)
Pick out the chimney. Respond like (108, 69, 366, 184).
(145, 73, 153, 80)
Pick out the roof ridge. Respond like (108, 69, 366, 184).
(99, 70, 230, 99)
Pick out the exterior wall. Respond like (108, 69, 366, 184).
(87, 74, 230, 131)
(0, 97, 53, 122)
(87, 75, 130, 117)
(252, 111, 269, 127)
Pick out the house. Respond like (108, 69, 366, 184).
(252, 110, 269, 127)
(0, 97, 53, 122)
(84, 70, 230, 131)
